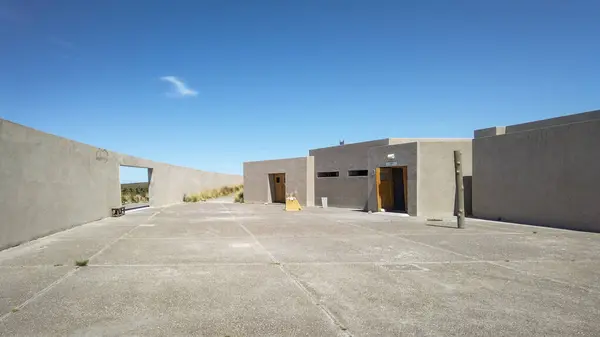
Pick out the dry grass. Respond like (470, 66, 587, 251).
(121, 182, 149, 205)
(184, 184, 243, 203)
(121, 191, 149, 204)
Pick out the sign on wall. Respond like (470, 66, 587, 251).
(385, 153, 397, 167)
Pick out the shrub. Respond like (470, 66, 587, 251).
(183, 184, 244, 203)
(234, 190, 244, 203)
(75, 259, 89, 267)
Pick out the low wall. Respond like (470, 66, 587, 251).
(243, 157, 314, 206)
(473, 119, 600, 231)
(0, 119, 242, 250)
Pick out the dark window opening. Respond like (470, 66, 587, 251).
(275, 177, 280, 183)
(348, 169, 368, 177)
(317, 171, 339, 178)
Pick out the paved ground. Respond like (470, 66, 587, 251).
(1, 203, 599, 336)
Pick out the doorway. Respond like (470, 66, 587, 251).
(269, 173, 286, 203)
(119, 166, 152, 211)
(376, 166, 407, 212)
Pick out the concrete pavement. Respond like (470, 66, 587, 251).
(1, 203, 599, 336)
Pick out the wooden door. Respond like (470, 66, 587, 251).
(376, 167, 394, 211)
(273, 173, 286, 203)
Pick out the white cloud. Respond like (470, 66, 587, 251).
(160, 76, 198, 98)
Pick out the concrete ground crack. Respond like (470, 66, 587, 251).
(326, 215, 600, 294)
(0, 209, 162, 322)
(220, 203, 353, 336)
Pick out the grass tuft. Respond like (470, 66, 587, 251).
(75, 259, 89, 267)
(11, 308, 19, 313)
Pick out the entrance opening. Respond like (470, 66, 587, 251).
(268, 173, 286, 203)
(120, 166, 152, 211)
(376, 166, 407, 213)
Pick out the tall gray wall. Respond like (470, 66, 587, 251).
(504, 109, 600, 134)
(418, 141, 472, 217)
(0, 119, 242, 250)
(473, 118, 600, 231)
(243, 157, 314, 206)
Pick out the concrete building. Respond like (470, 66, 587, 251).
(244, 138, 472, 217)
(244, 157, 315, 207)
(473, 109, 600, 232)
(0, 118, 242, 250)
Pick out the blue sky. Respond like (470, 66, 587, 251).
(1, 0, 599, 183)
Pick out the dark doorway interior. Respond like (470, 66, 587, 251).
(391, 167, 406, 212)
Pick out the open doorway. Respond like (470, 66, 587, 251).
(268, 173, 286, 203)
(120, 166, 152, 211)
(376, 166, 407, 213)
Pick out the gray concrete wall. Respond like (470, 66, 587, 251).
(305, 156, 315, 207)
(0, 119, 242, 250)
(309, 139, 390, 209)
(473, 119, 600, 231)
(505, 109, 600, 134)
(417, 141, 472, 217)
(117, 153, 242, 208)
(367, 142, 418, 214)
(309, 138, 472, 210)
(243, 157, 314, 206)
(474, 126, 506, 139)
(475, 110, 600, 139)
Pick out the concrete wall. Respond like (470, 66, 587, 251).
(367, 142, 418, 214)
(504, 109, 600, 134)
(473, 118, 600, 231)
(0, 119, 242, 250)
(117, 154, 242, 208)
(309, 138, 472, 210)
(243, 157, 314, 206)
(474, 126, 506, 138)
(366, 140, 472, 217)
(474, 110, 600, 139)
(309, 139, 390, 209)
(417, 141, 472, 217)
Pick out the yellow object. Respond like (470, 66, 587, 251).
(285, 198, 302, 211)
